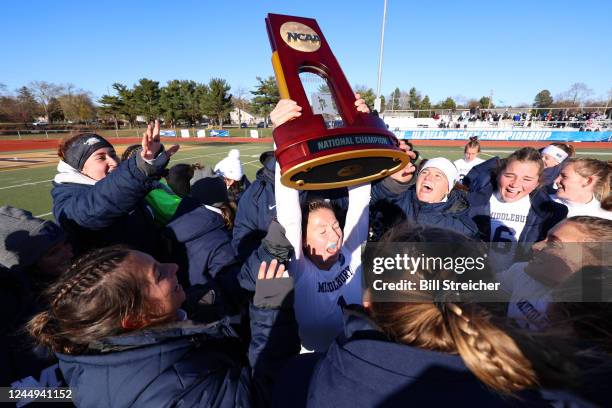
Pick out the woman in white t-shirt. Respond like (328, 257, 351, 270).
(269, 98, 371, 351)
(551, 158, 612, 220)
(454, 137, 484, 182)
(467, 147, 567, 271)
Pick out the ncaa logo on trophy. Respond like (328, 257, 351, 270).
(266, 13, 410, 190)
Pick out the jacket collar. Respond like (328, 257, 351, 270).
(54, 160, 97, 186)
(167, 197, 226, 242)
(86, 317, 235, 353)
(410, 187, 469, 215)
(333, 304, 469, 377)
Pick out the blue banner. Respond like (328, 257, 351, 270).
(394, 130, 612, 142)
(160, 130, 176, 137)
(209, 130, 229, 137)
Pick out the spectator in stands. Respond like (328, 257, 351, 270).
(273, 224, 599, 407)
(467, 147, 567, 270)
(0, 206, 73, 385)
(454, 137, 485, 182)
(551, 158, 612, 219)
(52, 122, 178, 255)
(27, 246, 299, 407)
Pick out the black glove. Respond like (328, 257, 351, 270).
(136, 145, 170, 178)
(262, 219, 293, 263)
(254, 277, 294, 309)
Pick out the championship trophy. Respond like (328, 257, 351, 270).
(266, 13, 410, 190)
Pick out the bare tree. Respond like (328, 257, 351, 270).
(556, 82, 593, 106)
(233, 86, 250, 125)
(29, 81, 64, 123)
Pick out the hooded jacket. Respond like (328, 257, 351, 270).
(232, 151, 277, 261)
(51, 156, 166, 256)
(0, 207, 65, 385)
(272, 306, 599, 408)
(165, 196, 242, 299)
(57, 302, 299, 408)
(371, 179, 480, 240)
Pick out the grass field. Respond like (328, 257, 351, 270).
(1, 141, 611, 220)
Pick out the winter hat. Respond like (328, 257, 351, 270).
(541, 145, 568, 164)
(0, 206, 65, 271)
(63, 133, 113, 171)
(190, 176, 229, 207)
(214, 149, 243, 181)
(419, 157, 459, 192)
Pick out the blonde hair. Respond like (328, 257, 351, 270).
(566, 216, 612, 242)
(371, 223, 579, 394)
(567, 158, 612, 201)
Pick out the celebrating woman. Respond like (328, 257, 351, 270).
(52, 121, 178, 255)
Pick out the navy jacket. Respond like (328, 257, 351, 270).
(57, 305, 299, 408)
(51, 157, 165, 256)
(272, 307, 598, 408)
(232, 152, 277, 261)
(463, 157, 500, 193)
(463, 155, 566, 195)
(467, 175, 567, 246)
(166, 196, 240, 291)
(371, 180, 480, 240)
(0, 267, 55, 386)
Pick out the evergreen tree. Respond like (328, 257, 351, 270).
(201, 78, 233, 127)
(251, 76, 279, 126)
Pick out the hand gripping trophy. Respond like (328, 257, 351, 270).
(266, 13, 410, 190)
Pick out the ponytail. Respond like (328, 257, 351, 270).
(372, 223, 580, 395)
(442, 303, 538, 393)
(568, 158, 611, 201)
(465, 136, 481, 153)
(26, 310, 78, 354)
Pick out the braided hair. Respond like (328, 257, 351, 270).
(370, 223, 579, 394)
(27, 246, 154, 354)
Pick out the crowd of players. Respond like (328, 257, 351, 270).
(1, 96, 611, 407)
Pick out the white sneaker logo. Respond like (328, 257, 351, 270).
(268, 204, 276, 210)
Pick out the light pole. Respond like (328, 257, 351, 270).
(374, 0, 388, 112)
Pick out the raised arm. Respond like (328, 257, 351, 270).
(342, 183, 372, 253)
(274, 160, 302, 260)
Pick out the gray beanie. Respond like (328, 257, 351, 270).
(0, 206, 65, 271)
